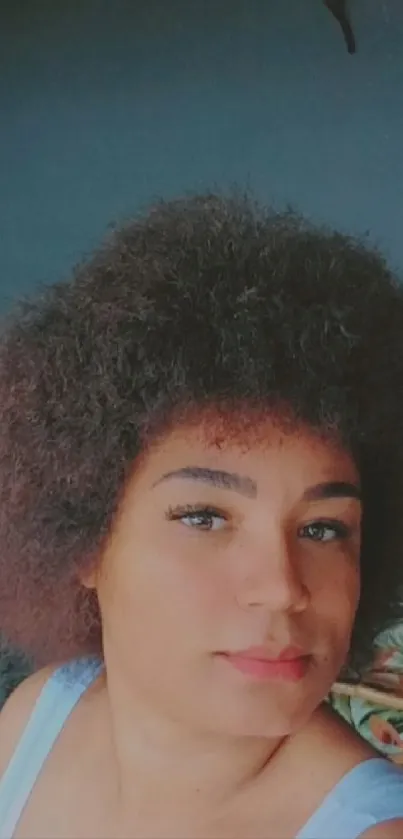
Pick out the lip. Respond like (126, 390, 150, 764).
(228, 645, 307, 661)
(216, 646, 311, 682)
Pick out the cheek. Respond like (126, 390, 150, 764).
(309, 559, 360, 643)
(97, 534, 232, 643)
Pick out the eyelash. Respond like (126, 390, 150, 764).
(166, 505, 227, 531)
(299, 520, 352, 543)
(165, 505, 352, 541)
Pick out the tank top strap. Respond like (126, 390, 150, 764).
(0, 655, 103, 839)
(297, 757, 403, 839)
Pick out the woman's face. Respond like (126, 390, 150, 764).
(92, 420, 362, 738)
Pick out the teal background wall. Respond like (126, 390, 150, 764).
(1, 0, 403, 315)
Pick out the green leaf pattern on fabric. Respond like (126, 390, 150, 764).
(329, 624, 403, 764)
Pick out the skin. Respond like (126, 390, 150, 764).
(92, 421, 362, 744)
(86, 420, 361, 831)
(3, 418, 403, 837)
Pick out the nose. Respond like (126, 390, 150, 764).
(235, 534, 310, 614)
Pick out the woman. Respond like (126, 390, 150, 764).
(0, 193, 403, 838)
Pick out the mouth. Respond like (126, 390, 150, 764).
(216, 646, 311, 682)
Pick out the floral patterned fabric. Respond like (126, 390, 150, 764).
(329, 624, 403, 764)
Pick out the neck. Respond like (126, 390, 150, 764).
(99, 663, 284, 828)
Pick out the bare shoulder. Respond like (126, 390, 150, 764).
(0, 664, 58, 778)
(360, 820, 403, 838)
(291, 701, 377, 779)
(279, 702, 378, 813)
(279, 706, 403, 837)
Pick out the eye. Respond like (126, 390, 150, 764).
(299, 520, 351, 543)
(166, 505, 226, 532)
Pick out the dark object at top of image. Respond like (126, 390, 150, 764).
(324, 0, 357, 54)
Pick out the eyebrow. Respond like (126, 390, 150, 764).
(153, 468, 362, 502)
(154, 467, 257, 497)
(302, 481, 362, 502)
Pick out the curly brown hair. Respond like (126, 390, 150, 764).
(1, 192, 403, 672)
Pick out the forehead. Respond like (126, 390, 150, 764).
(134, 417, 358, 490)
